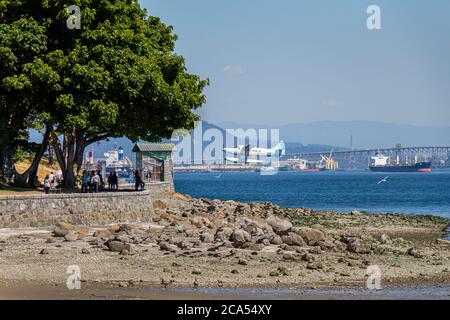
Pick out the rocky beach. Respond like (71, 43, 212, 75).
(0, 193, 449, 299)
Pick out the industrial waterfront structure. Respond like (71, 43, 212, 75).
(286, 146, 450, 170)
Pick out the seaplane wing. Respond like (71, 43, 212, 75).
(225, 157, 239, 163)
(246, 159, 264, 164)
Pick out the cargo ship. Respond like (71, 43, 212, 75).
(288, 159, 326, 172)
(369, 153, 432, 172)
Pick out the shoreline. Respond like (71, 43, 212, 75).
(0, 193, 449, 299)
(1, 280, 449, 300)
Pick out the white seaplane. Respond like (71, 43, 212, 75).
(223, 141, 286, 164)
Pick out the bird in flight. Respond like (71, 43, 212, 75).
(377, 176, 389, 184)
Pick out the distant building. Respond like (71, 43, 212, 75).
(132, 142, 175, 190)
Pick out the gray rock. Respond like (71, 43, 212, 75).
(192, 268, 202, 275)
(230, 229, 251, 245)
(407, 247, 422, 258)
(266, 215, 292, 235)
(93, 229, 114, 239)
(270, 235, 283, 245)
(200, 232, 214, 243)
(307, 262, 324, 270)
(309, 246, 322, 254)
(282, 253, 298, 261)
(64, 233, 78, 242)
(242, 242, 265, 251)
(159, 242, 178, 253)
(347, 241, 370, 254)
(380, 234, 391, 244)
(302, 253, 315, 262)
(53, 226, 71, 237)
(238, 259, 248, 266)
(292, 227, 325, 243)
(215, 227, 233, 242)
(106, 240, 131, 253)
(281, 233, 306, 246)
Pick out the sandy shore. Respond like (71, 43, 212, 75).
(0, 194, 449, 299)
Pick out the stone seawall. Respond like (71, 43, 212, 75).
(0, 190, 155, 228)
(146, 181, 174, 195)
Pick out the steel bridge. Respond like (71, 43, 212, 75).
(285, 146, 450, 168)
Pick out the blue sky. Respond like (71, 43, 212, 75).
(142, 0, 450, 127)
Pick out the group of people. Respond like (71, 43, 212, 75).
(81, 170, 103, 193)
(107, 172, 119, 191)
(43, 169, 148, 194)
(80, 170, 119, 193)
(43, 171, 61, 194)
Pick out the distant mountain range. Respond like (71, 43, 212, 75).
(29, 120, 450, 159)
(218, 121, 450, 149)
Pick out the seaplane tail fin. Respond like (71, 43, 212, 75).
(273, 141, 286, 157)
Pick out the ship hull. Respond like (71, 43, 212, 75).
(369, 162, 432, 173)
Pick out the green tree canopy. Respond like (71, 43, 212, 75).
(0, 0, 207, 185)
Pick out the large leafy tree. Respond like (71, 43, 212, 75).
(0, 0, 207, 186)
(0, 15, 50, 184)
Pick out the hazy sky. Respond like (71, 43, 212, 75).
(142, 0, 450, 127)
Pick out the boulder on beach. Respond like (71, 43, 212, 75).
(105, 240, 131, 253)
(266, 215, 292, 235)
(159, 242, 178, 253)
(200, 232, 214, 243)
(93, 229, 114, 239)
(64, 233, 78, 242)
(281, 233, 306, 246)
(230, 229, 251, 245)
(292, 227, 325, 243)
(53, 222, 75, 237)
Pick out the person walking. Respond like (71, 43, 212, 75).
(134, 170, 145, 191)
(48, 171, 55, 190)
(44, 175, 51, 194)
(81, 171, 89, 193)
(112, 172, 118, 191)
(92, 171, 100, 193)
(107, 173, 113, 190)
(97, 170, 104, 192)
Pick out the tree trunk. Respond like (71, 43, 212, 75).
(12, 127, 51, 187)
(48, 144, 56, 166)
(74, 134, 86, 174)
(26, 127, 51, 187)
(50, 129, 67, 184)
(49, 128, 109, 188)
(50, 129, 78, 187)
(0, 129, 15, 183)
(65, 133, 76, 186)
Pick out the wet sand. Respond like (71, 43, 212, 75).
(1, 281, 448, 300)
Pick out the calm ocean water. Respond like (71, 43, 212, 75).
(174, 170, 450, 219)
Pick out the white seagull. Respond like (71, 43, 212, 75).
(377, 176, 389, 184)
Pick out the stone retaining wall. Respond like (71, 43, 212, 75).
(146, 181, 174, 195)
(0, 190, 155, 228)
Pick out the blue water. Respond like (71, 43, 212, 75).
(174, 170, 450, 219)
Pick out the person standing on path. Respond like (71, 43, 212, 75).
(44, 175, 51, 194)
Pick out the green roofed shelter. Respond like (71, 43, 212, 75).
(132, 142, 175, 191)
